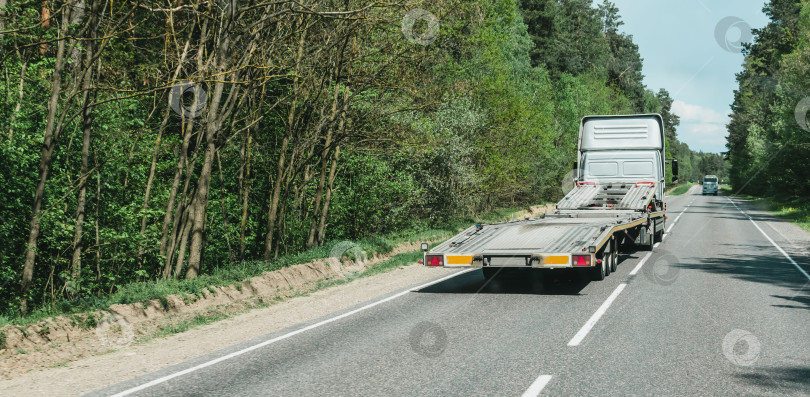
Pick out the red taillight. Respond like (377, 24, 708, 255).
(426, 255, 444, 267)
(573, 255, 591, 267)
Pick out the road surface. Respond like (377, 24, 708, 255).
(90, 187, 810, 396)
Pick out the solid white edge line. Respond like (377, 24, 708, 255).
(629, 252, 653, 276)
(727, 198, 810, 281)
(521, 374, 553, 397)
(567, 283, 627, 346)
(654, 242, 661, 248)
(110, 268, 475, 397)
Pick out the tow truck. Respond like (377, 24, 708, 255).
(422, 114, 677, 280)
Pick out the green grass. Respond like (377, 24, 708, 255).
(667, 182, 695, 196)
(3, 205, 549, 328)
(152, 312, 231, 339)
(720, 186, 810, 232)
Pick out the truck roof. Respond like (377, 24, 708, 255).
(580, 114, 664, 151)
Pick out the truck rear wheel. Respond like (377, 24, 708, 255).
(592, 254, 608, 281)
(641, 226, 654, 251)
(608, 241, 618, 273)
(654, 219, 665, 243)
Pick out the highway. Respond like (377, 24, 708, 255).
(90, 188, 810, 396)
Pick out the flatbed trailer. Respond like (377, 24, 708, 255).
(422, 114, 676, 280)
(424, 182, 665, 280)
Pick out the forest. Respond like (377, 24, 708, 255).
(0, 0, 714, 318)
(727, 0, 810, 199)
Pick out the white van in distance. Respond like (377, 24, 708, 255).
(702, 175, 719, 196)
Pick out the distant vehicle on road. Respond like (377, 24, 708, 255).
(422, 114, 674, 281)
(702, 175, 719, 196)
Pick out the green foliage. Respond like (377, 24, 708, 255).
(727, 0, 808, 198)
(0, 0, 703, 319)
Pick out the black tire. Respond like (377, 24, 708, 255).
(592, 254, 607, 281)
(654, 219, 665, 243)
(714, 192, 718, 196)
(609, 240, 618, 272)
(643, 226, 654, 251)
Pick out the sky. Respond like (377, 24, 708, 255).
(609, 0, 771, 153)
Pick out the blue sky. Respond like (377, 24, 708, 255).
(609, 0, 770, 153)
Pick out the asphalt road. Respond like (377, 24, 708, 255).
(90, 188, 810, 396)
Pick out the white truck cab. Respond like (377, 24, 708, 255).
(702, 175, 719, 196)
(578, 114, 667, 209)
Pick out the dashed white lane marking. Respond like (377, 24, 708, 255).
(521, 375, 553, 397)
(666, 207, 687, 234)
(109, 268, 476, 396)
(629, 252, 653, 276)
(727, 198, 810, 281)
(568, 283, 627, 346)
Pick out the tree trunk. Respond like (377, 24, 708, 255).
(20, 4, 70, 314)
(39, 1, 50, 54)
(173, 205, 193, 277)
(160, 120, 195, 277)
(7, 48, 27, 141)
(69, 0, 98, 293)
(264, 18, 307, 260)
(216, 151, 233, 262)
(238, 129, 252, 259)
(0, 0, 7, 42)
(316, 145, 340, 245)
(316, 79, 351, 246)
(185, 125, 218, 278)
(139, 39, 192, 271)
(94, 164, 101, 281)
(185, 8, 234, 278)
(69, 82, 94, 291)
(307, 79, 343, 248)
